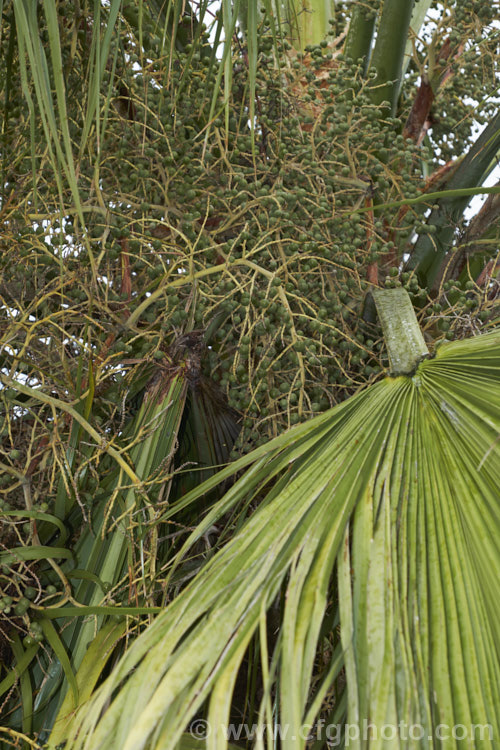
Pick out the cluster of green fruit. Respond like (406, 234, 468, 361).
(0, 3, 496, 456)
(0, 583, 57, 647)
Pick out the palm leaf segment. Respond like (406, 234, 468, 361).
(2, 332, 241, 737)
(55, 324, 500, 749)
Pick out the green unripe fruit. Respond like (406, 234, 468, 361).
(14, 597, 30, 616)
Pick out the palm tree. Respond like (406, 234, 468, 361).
(0, 0, 499, 746)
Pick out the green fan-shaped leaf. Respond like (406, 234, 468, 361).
(52, 328, 500, 750)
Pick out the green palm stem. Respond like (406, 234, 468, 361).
(284, 0, 335, 49)
(401, 0, 434, 77)
(344, 5, 377, 72)
(370, 288, 429, 374)
(369, 0, 415, 112)
(406, 109, 500, 287)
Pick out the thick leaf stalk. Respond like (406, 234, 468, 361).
(407, 110, 500, 287)
(369, 0, 415, 112)
(370, 287, 429, 374)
